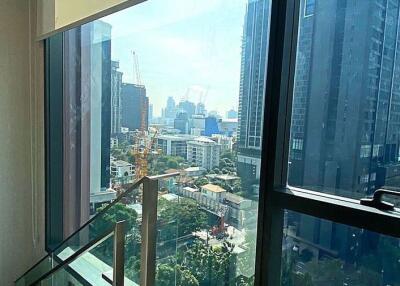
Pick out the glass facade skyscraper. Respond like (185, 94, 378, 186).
(237, 0, 270, 189)
(289, 0, 400, 198)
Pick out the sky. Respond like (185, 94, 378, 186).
(101, 0, 247, 117)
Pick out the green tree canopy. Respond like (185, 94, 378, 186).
(159, 198, 208, 237)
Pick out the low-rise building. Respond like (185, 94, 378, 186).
(157, 134, 194, 158)
(111, 160, 134, 178)
(211, 134, 234, 152)
(224, 192, 252, 227)
(187, 137, 221, 170)
(183, 166, 206, 177)
(201, 183, 227, 201)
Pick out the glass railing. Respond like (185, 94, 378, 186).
(17, 172, 255, 285)
(16, 173, 182, 286)
(15, 177, 145, 286)
(24, 221, 119, 286)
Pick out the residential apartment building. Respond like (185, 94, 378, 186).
(187, 137, 221, 170)
(157, 134, 194, 159)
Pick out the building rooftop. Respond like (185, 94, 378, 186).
(161, 193, 179, 201)
(184, 166, 206, 173)
(189, 136, 217, 144)
(158, 134, 194, 141)
(201, 183, 227, 193)
(225, 192, 250, 205)
(164, 168, 181, 174)
(215, 174, 240, 181)
(183, 186, 199, 193)
(112, 160, 133, 167)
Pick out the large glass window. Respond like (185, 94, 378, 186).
(44, 0, 400, 285)
(46, 0, 271, 283)
(282, 211, 400, 286)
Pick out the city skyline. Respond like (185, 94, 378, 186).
(102, 0, 246, 117)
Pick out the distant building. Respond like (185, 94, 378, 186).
(162, 96, 177, 119)
(190, 115, 223, 137)
(148, 103, 153, 123)
(196, 102, 207, 115)
(157, 134, 194, 159)
(111, 160, 134, 186)
(211, 134, 233, 152)
(111, 160, 134, 178)
(204, 117, 220, 136)
(223, 193, 252, 228)
(191, 114, 204, 136)
(187, 137, 221, 170)
(184, 166, 207, 177)
(174, 112, 189, 134)
(219, 119, 238, 137)
(177, 100, 196, 118)
(201, 183, 227, 201)
(111, 61, 123, 135)
(226, 109, 238, 119)
(208, 110, 222, 119)
(121, 83, 148, 131)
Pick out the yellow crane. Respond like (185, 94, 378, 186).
(130, 50, 159, 181)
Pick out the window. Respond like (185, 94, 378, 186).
(45, 0, 271, 283)
(256, 0, 400, 285)
(44, 0, 400, 285)
(282, 211, 400, 286)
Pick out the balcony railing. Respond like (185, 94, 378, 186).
(16, 173, 180, 286)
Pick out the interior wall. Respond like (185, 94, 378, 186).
(0, 0, 45, 284)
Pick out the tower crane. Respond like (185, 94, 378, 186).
(130, 50, 159, 182)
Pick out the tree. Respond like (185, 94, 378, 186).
(156, 263, 199, 286)
(91, 203, 138, 266)
(159, 198, 208, 237)
(220, 150, 235, 161)
(194, 176, 209, 187)
(182, 240, 236, 286)
(150, 155, 184, 175)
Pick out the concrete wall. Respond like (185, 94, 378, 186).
(0, 0, 45, 284)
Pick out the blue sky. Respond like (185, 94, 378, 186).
(102, 0, 247, 117)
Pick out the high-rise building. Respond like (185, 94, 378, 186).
(237, 0, 270, 187)
(63, 20, 116, 225)
(226, 109, 238, 119)
(289, 0, 400, 195)
(157, 134, 194, 159)
(149, 103, 153, 123)
(162, 96, 177, 119)
(187, 137, 221, 170)
(178, 100, 196, 118)
(196, 102, 206, 115)
(174, 112, 189, 134)
(111, 61, 123, 135)
(121, 83, 148, 131)
(288, 0, 400, 261)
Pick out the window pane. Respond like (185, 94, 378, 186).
(288, 0, 400, 200)
(50, 0, 271, 283)
(282, 210, 400, 286)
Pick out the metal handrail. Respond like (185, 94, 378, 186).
(16, 177, 145, 282)
(29, 221, 125, 286)
(18, 172, 182, 285)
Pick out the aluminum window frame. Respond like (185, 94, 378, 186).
(43, 0, 400, 283)
(255, 0, 400, 285)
